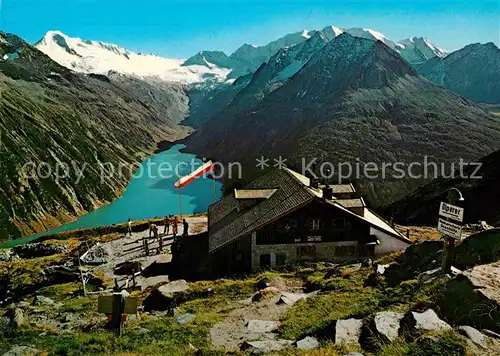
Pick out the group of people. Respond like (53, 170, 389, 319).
(126, 215, 189, 255)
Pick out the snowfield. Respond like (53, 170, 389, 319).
(35, 30, 231, 84)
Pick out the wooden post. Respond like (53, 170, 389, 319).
(77, 250, 87, 297)
(441, 236, 451, 274)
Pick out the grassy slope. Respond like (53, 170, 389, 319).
(0, 236, 477, 355)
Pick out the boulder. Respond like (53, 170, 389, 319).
(407, 309, 451, 332)
(335, 318, 363, 345)
(176, 313, 196, 325)
(417, 267, 441, 284)
(384, 240, 443, 286)
(14, 243, 68, 259)
(277, 292, 308, 306)
(158, 280, 189, 295)
(440, 261, 500, 333)
(374, 311, 404, 342)
(454, 229, 500, 269)
(142, 289, 176, 313)
(256, 277, 271, 290)
(2, 346, 39, 356)
(246, 320, 280, 333)
(458, 325, 487, 348)
(241, 340, 293, 353)
(33, 295, 57, 306)
(80, 243, 111, 265)
(143, 280, 189, 312)
(376, 264, 390, 276)
(296, 336, 319, 350)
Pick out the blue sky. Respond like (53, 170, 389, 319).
(1, 0, 499, 58)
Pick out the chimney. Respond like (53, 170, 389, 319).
(310, 178, 320, 188)
(323, 186, 333, 200)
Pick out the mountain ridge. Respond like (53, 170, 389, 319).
(34, 26, 447, 85)
(417, 42, 500, 104)
(186, 33, 500, 208)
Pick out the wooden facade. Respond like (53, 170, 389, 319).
(255, 200, 370, 246)
(208, 200, 375, 276)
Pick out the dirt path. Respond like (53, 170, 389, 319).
(210, 277, 305, 351)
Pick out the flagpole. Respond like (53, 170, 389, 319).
(213, 176, 217, 204)
(179, 187, 183, 220)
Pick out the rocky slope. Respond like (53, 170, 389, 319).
(187, 34, 500, 208)
(0, 32, 190, 240)
(417, 42, 500, 104)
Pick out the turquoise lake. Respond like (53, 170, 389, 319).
(1, 145, 222, 247)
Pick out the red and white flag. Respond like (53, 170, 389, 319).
(174, 160, 214, 188)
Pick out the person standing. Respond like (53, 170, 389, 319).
(172, 222, 178, 240)
(163, 216, 170, 235)
(183, 219, 189, 238)
(149, 221, 158, 239)
(127, 218, 133, 237)
(158, 230, 163, 252)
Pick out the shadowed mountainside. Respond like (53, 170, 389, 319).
(385, 148, 500, 226)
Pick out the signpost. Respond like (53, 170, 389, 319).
(98, 293, 138, 335)
(437, 218, 462, 240)
(438, 189, 465, 274)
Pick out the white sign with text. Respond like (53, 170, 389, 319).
(438, 218, 463, 240)
(439, 202, 464, 222)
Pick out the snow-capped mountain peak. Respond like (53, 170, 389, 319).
(35, 30, 231, 84)
(397, 36, 447, 64)
(321, 26, 344, 41)
(342, 28, 446, 64)
(345, 28, 396, 48)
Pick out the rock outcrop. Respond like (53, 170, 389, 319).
(143, 280, 190, 312)
(335, 318, 363, 345)
(403, 309, 451, 332)
(13, 243, 68, 259)
(458, 325, 487, 348)
(158, 280, 189, 295)
(241, 340, 293, 354)
(374, 311, 404, 342)
(296, 336, 319, 350)
(441, 261, 500, 333)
